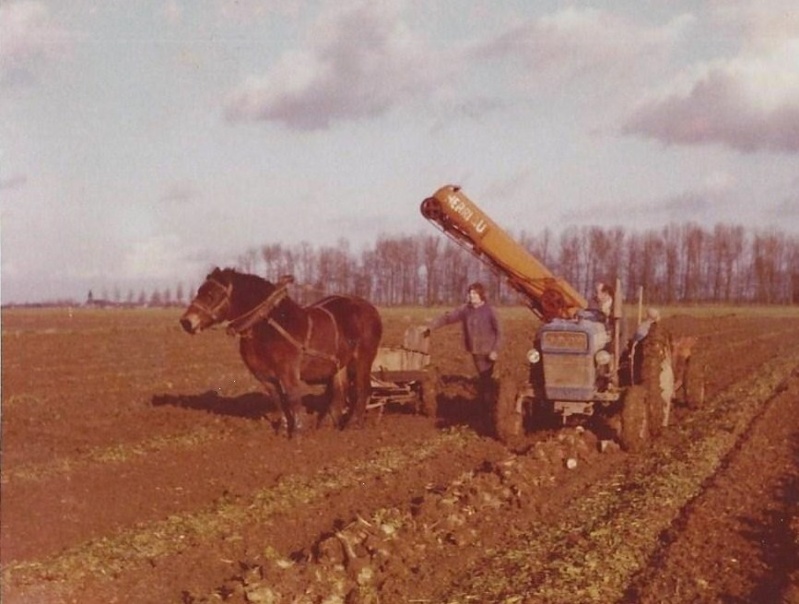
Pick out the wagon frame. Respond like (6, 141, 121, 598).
(368, 326, 437, 417)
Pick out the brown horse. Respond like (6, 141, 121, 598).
(179, 267, 382, 435)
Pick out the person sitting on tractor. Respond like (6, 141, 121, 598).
(621, 307, 661, 385)
(579, 281, 616, 328)
(596, 282, 614, 317)
(633, 307, 661, 343)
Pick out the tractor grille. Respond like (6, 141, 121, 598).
(543, 353, 594, 400)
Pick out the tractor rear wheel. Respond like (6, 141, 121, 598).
(641, 323, 674, 437)
(620, 384, 649, 452)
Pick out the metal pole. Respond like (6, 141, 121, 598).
(637, 285, 643, 326)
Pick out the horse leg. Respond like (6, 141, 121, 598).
(349, 359, 372, 429)
(277, 383, 306, 438)
(284, 396, 305, 438)
(325, 368, 348, 429)
(316, 376, 341, 429)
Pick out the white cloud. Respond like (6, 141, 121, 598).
(223, 5, 694, 130)
(160, 181, 199, 203)
(472, 8, 692, 86)
(623, 50, 799, 153)
(162, 0, 183, 25)
(0, 1, 72, 87)
(214, 0, 301, 22)
(122, 235, 193, 280)
(703, 170, 736, 193)
(711, 1, 799, 54)
(223, 0, 451, 129)
(624, 2, 799, 154)
(770, 197, 799, 220)
(0, 173, 28, 191)
(568, 171, 749, 231)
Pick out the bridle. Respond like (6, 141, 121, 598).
(187, 277, 233, 324)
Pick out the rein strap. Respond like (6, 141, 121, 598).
(266, 315, 340, 368)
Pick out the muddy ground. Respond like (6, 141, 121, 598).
(2, 306, 798, 603)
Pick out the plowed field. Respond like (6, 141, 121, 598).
(2, 306, 799, 603)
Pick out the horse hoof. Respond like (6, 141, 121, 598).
(349, 415, 367, 430)
(315, 413, 340, 431)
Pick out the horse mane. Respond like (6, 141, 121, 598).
(209, 267, 272, 302)
(213, 268, 301, 314)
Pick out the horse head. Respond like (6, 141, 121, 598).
(180, 267, 234, 334)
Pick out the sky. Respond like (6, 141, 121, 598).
(2, 0, 799, 304)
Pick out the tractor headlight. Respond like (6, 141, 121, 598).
(526, 348, 541, 364)
(595, 350, 612, 366)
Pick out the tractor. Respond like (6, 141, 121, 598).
(421, 184, 699, 450)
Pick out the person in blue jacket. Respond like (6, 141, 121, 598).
(426, 282, 501, 405)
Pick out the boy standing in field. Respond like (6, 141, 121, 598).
(425, 282, 501, 406)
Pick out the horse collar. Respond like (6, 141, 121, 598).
(226, 285, 289, 336)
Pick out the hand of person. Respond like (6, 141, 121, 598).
(421, 327, 431, 338)
(488, 350, 498, 361)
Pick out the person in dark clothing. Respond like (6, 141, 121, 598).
(579, 281, 616, 326)
(426, 282, 501, 405)
(633, 307, 660, 343)
(595, 281, 614, 318)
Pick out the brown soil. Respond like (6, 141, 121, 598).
(2, 307, 798, 603)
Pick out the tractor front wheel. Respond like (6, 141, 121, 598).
(493, 377, 523, 443)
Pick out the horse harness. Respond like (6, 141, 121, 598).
(224, 283, 342, 370)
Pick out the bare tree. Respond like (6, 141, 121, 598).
(586, 226, 617, 290)
(558, 227, 583, 294)
(661, 224, 681, 303)
(751, 230, 790, 303)
(681, 223, 705, 302)
(709, 224, 745, 302)
(238, 248, 258, 274)
(260, 243, 281, 279)
(361, 247, 381, 302)
(149, 289, 163, 307)
(216, 220, 798, 308)
(421, 234, 441, 305)
(606, 227, 626, 286)
(293, 242, 317, 303)
(645, 230, 666, 302)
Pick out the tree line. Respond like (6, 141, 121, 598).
(73, 221, 799, 310)
(229, 222, 799, 307)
